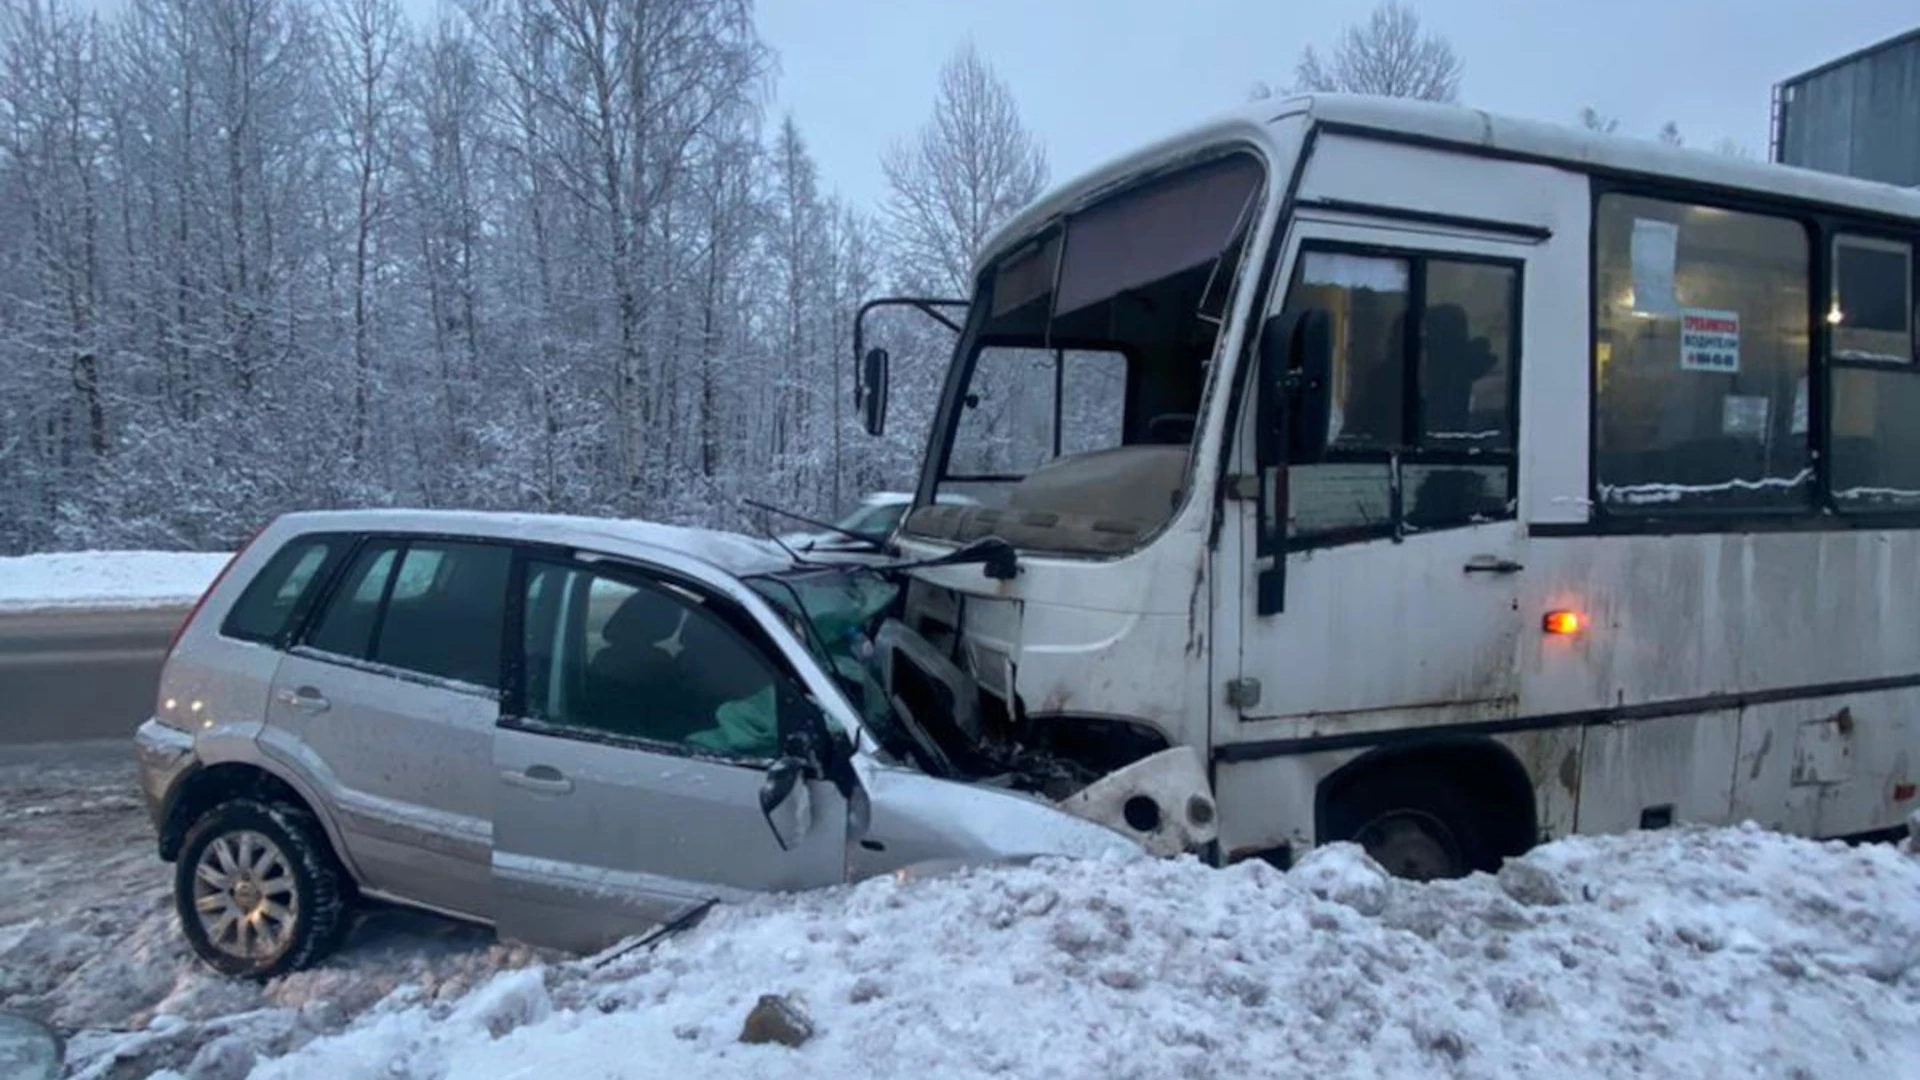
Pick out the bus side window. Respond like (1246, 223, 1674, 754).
(1829, 233, 1920, 512)
(1280, 247, 1519, 546)
(1592, 194, 1811, 513)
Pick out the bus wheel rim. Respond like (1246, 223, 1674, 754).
(1356, 810, 1463, 881)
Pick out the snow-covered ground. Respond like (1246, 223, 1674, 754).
(0, 744, 549, 1079)
(0, 551, 230, 614)
(6, 745, 1920, 1079)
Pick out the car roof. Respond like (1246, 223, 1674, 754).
(264, 508, 795, 579)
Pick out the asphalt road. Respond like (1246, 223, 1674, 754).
(0, 607, 185, 745)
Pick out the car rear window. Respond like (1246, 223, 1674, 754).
(303, 537, 511, 690)
(220, 534, 350, 645)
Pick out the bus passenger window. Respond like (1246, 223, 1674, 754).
(1830, 235, 1920, 510)
(1592, 194, 1811, 513)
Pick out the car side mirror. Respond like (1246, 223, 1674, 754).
(758, 755, 814, 851)
(859, 347, 890, 437)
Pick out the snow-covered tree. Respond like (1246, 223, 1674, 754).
(0, 2, 1057, 554)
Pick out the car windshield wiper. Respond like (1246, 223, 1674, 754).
(743, 498, 889, 551)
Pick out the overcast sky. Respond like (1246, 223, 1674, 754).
(69, 0, 1920, 212)
(758, 0, 1918, 209)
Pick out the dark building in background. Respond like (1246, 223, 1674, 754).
(1772, 26, 1920, 187)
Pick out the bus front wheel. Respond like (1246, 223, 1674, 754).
(1324, 770, 1498, 882)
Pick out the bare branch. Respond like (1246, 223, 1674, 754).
(1289, 1, 1461, 102)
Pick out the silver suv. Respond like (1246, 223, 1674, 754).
(134, 509, 1215, 977)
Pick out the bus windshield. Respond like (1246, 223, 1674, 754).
(906, 151, 1267, 556)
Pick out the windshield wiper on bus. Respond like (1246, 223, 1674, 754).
(743, 498, 891, 552)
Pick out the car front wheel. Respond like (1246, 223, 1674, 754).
(174, 798, 351, 978)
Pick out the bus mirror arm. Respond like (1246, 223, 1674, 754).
(851, 296, 968, 438)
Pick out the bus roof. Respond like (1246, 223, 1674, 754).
(973, 92, 1920, 281)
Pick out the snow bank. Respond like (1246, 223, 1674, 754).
(235, 825, 1920, 1080)
(13, 748, 1920, 1079)
(0, 550, 231, 614)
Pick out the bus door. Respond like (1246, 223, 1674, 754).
(1232, 217, 1539, 739)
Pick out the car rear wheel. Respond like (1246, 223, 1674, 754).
(174, 798, 351, 978)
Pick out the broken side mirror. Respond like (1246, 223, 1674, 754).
(759, 755, 814, 851)
(858, 347, 890, 437)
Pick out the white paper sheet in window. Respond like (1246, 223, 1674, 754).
(1301, 251, 1408, 293)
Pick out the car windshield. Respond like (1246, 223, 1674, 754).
(744, 564, 908, 754)
(908, 150, 1267, 556)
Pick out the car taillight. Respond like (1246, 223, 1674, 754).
(165, 524, 265, 658)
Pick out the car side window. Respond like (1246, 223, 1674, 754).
(221, 534, 348, 645)
(306, 541, 399, 659)
(304, 537, 511, 691)
(518, 559, 787, 761)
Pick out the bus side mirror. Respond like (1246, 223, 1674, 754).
(859, 347, 890, 437)
(1288, 309, 1333, 464)
(1259, 309, 1333, 466)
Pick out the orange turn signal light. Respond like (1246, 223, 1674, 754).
(1543, 610, 1583, 636)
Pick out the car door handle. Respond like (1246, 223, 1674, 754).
(276, 686, 330, 712)
(1463, 556, 1524, 575)
(502, 765, 573, 795)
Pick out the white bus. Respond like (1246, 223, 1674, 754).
(853, 92, 1920, 879)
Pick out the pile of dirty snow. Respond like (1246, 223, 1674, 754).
(228, 826, 1920, 1080)
(0, 550, 231, 613)
(11, 745, 1918, 1079)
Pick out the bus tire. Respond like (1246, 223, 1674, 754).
(1323, 769, 1499, 881)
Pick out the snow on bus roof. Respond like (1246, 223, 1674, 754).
(973, 92, 1920, 279)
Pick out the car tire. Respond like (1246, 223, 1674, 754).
(1324, 770, 1497, 882)
(174, 797, 352, 979)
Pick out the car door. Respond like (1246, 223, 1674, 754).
(255, 535, 510, 921)
(491, 552, 849, 954)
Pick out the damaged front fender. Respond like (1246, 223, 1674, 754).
(1055, 746, 1218, 857)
